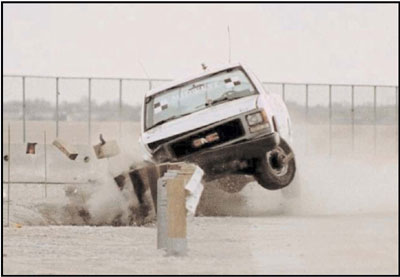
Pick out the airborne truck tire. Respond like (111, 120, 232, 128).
(254, 137, 296, 190)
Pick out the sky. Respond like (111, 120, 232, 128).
(1, 4, 399, 105)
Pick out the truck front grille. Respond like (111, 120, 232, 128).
(169, 119, 245, 158)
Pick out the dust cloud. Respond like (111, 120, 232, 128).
(196, 150, 398, 217)
(5, 126, 398, 226)
(7, 138, 154, 226)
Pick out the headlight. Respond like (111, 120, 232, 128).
(246, 112, 264, 126)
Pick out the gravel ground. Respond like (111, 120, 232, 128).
(2, 121, 398, 274)
(2, 213, 397, 275)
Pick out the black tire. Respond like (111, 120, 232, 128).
(254, 137, 296, 190)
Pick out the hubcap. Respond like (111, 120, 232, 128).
(266, 147, 289, 177)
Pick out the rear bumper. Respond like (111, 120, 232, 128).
(183, 132, 280, 176)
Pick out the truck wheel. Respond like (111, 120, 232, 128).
(254, 138, 296, 190)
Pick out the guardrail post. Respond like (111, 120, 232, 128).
(157, 170, 179, 249)
(154, 163, 203, 256)
(56, 77, 59, 137)
(166, 170, 188, 256)
(22, 76, 26, 143)
(88, 78, 92, 145)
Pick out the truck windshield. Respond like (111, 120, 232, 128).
(145, 68, 257, 130)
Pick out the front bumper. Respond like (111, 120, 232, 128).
(183, 132, 280, 177)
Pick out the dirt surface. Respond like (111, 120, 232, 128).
(2, 213, 397, 275)
(1, 121, 398, 274)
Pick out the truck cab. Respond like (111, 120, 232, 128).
(139, 63, 296, 191)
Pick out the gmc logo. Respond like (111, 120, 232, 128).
(192, 132, 220, 148)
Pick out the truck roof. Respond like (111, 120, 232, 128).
(145, 62, 244, 98)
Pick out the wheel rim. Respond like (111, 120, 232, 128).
(266, 147, 289, 177)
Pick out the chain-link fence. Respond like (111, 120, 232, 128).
(3, 75, 172, 145)
(3, 74, 398, 153)
(2, 74, 398, 226)
(262, 82, 398, 156)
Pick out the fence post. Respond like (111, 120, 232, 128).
(328, 84, 332, 156)
(7, 124, 11, 227)
(149, 80, 153, 90)
(44, 131, 48, 198)
(373, 86, 377, 155)
(56, 77, 59, 137)
(351, 85, 355, 152)
(88, 78, 92, 145)
(22, 76, 26, 143)
(119, 79, 123, 139)
(282, 83, 285, 102)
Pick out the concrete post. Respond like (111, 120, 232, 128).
(166, 173, 187, 256)
(157, 170, 179, 249)
(154, 164, 200, 256)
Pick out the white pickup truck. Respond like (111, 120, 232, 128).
(139, 63, 296, 192)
